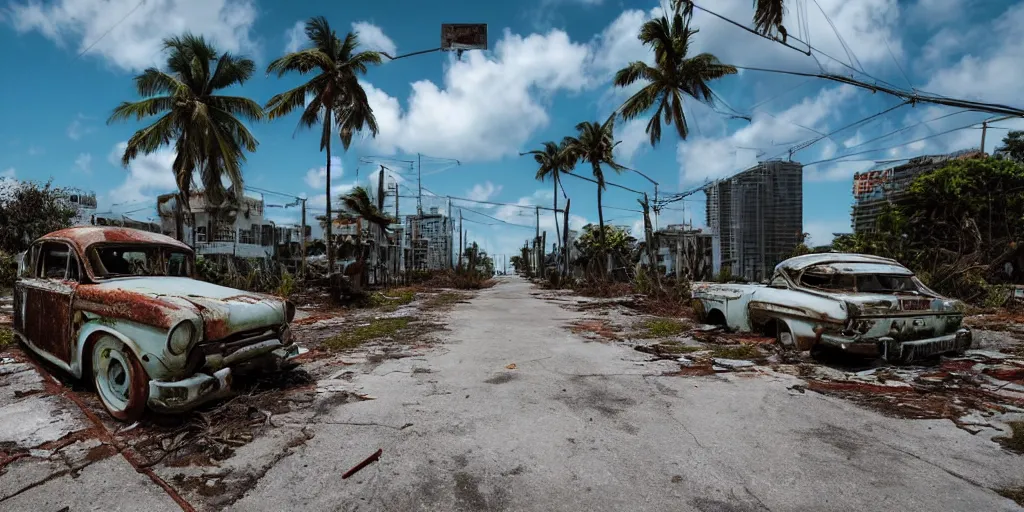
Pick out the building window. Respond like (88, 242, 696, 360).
(238, 226, 258, 245)
(196, 226, 208, 243)
(214, 223, 234, 242)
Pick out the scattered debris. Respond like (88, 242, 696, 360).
(712, 358, 756, 369)
(342, 448, 383, 479)
(568, 319, 622, 341)
(996, 486, 1024, 507)
(505, 363, 517, 370)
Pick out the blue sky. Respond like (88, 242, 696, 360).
(1, 0, 1022, 262)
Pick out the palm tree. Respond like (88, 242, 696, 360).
(614, 6, 737, 147)
(520, 140, 571, 270)
(563, 116, 626, 275)
(109, 34, 262, 241)
(338, 186, 394, 287)
(265, 16, 382, 273)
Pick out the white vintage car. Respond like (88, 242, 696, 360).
(691, 253, 972, 363)
(13, 227, 299, 421)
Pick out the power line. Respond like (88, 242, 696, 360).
(779, 100, 910, 159)
(75, 0, 146, 61)
(728, 65, 1024, 117)
(802, 119, 986, 167)
(460, 207, 535, 229)
(561, 171, 645, 195)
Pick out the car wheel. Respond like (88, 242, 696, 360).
(776, 322, 795, 347)
(92, 336, 149, 422)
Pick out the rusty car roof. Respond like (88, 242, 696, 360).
(776, 253, 905, 273)
(39, 226, 192, 253)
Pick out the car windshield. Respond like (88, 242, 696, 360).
(88, 245, 192, 278)
(856, 274, 919, 294)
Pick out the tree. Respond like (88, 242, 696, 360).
(573, 224, 637, 269)
(521, 140, 572, 271)
(997, 131, 1024, 162)
(614, 5, 737, 147)
(0, 180, 77, 254)
(109, 34, 262, 241)
(338, 186, 394, 287)
(265, 17, 382, 274)
(563, 116, 627, 274)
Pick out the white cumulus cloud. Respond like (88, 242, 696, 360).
(8, 0, 259, 72)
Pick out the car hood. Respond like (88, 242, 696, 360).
(81, 277, 286, 340)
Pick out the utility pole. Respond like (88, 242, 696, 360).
(981, 121, 988, 154)
(535, 206, 541, 274)
(458, 210, 463, 270)
(417, 153, 423, 215)
(300, 197, 307, 278)
(447, 197, 453, 269)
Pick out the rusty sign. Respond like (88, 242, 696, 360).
(441, 24, 487, 51)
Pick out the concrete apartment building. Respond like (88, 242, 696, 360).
(706, 160, 803, 282)
(156, 191, 300, 260)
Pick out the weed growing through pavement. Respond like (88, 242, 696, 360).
(324, 317, 412, 350)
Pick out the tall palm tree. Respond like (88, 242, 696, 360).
(520, 140, 571, 268)
(109, 34, 262, 241)
(563, 116, 626, 274)
(614, 6, 737, 147)
(265, 16, 381, 273)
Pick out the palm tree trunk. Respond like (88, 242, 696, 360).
(325, 130, 334, 276)
(595, 163, 607, 277)
(553, 176, 561, 274)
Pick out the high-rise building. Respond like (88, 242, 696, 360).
(706, 161, 803, 282)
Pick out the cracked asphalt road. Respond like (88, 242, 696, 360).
(229, 278, 1024, 512)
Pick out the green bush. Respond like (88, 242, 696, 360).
(0, 251, 16, 292)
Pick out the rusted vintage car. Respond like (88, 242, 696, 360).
(691, 253, 972, 363)
(12, 227, 299, 421)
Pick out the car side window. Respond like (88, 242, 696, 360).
(67, 252, 81, 282)
(39, 243, 71, 280)
(769, 274, 788, 288)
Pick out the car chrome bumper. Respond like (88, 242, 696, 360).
(148, 343, 301, 413)
(818, 328, 972, 362)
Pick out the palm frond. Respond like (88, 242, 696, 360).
(208, 53, 256, 91)
(209, 96, 265, 122)
(753, 0, 785, 37)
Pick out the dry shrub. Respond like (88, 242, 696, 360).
(419, 270, 496, 290)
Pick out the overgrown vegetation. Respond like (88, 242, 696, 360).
(418, 269, 495, 290)
(832, 154, 1024, 305)
(710, 343, 761, 360)
(0, 326, 14, 349)
(642, 318, 689, 338)
(424, 291, 469, 310)
(196, 256, 297, 297)
(367, 289, 415, 311)
(323, 317, 411, 351)
(0, 180, 76, 255)
(0, 251, 17, 292)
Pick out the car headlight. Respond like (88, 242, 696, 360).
(285, 301, 296, 323)
(167, 321, 196, 355)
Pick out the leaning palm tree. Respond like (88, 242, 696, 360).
(615, 6, 737, 147)
(520, 140, 571, 270)
(563, 116, 626, 276)
(338, 186, 394, 288)
(265, 16, 381, 273)
(109, 34, 262, 241)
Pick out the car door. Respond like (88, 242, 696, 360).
(16, 241, 79, 366)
